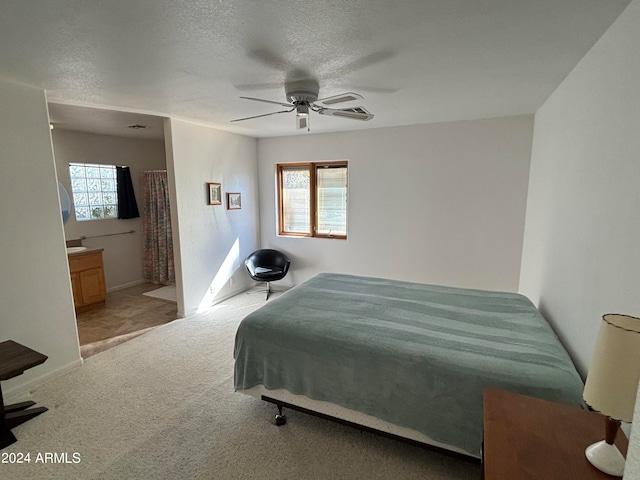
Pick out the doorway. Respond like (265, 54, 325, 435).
(49, 103, 177, 358)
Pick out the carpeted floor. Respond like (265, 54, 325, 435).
(4, 287, 480, 480)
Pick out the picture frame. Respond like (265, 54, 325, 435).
(227, 192, 241, 210)
(207, 183, 222, 205)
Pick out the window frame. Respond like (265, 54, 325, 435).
(276, 161, 348, 240)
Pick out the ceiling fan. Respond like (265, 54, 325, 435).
(230, 79, 374, 131)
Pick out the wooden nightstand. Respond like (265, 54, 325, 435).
(0, 340, 48, 449)
(483, 387, 629, 479)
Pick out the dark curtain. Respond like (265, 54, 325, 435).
(116, 166, 140, 219)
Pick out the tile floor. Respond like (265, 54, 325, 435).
(76, 282, 178, 358)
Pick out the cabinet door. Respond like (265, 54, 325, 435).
(79, 268, 106, 305)
(70, 273, 83, 308)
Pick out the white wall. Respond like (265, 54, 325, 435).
(52, 129, 167, 290)
(519, 0, 640, 379)
(0, 80, 81, 393)
(258, 116, 533, 292)
(165, 119, 259, 317)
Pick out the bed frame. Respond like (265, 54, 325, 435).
(260, 395, 477, 462)
(239, 384, 478, 460)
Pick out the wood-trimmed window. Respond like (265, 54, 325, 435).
(277, 161, 348, 239)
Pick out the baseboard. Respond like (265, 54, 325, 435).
(181, 285, 253, 319)
(211, 286, 253, 307)
(3, 357, 84, 399)
(107, 279, 146, 293)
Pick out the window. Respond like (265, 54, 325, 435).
(277, 161, 348, 239)
(69, 163, 118, 221)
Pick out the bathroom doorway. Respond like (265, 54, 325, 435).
(49, 103, 178, 357)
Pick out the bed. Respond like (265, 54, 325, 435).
(233, 273, 584, 458)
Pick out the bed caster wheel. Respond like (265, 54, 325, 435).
(273, 414, 287, 426)
(271, 404, 287, 425)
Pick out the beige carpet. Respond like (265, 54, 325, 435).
(4, 288, 480, 480)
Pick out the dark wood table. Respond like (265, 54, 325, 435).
(483, 387, 628, 479)
(0, 340, 48, 449)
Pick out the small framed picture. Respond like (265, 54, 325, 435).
(208, 183, 222, 205)
(227, 192, 241, 210)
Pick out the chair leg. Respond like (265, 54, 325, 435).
(265, 281, 270, 300)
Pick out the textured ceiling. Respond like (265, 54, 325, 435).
(48, 103, 166, 140)
(0, 0, 632, 138)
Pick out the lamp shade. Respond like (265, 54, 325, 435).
(583, 314, 640, 423)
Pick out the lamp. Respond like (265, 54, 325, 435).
(583, 314, 640, 477)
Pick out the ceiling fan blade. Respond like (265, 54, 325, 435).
(240, 96, 293, 107)
(315, 92, 364, 106)
(331, 50, 396, 76)
(234, 82, 282, 92)
(317, 107, 374, 121)
(354, 86, 399, 94)
(230, 108, 294, 122)
(247, 49, 289, 71)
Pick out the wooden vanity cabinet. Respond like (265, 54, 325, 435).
(68, 250, 106, 312)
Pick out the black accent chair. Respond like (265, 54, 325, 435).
(244, 249, 291, 300)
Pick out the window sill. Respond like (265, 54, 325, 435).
(277, 233, 347, 240)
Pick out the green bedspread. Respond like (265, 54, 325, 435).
(234, 273, 584, 457)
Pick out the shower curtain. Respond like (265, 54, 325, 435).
(142, 170, 175, 284)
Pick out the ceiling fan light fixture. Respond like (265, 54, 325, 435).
(296, 104, 310, 130)
(296, 114, 309, 131)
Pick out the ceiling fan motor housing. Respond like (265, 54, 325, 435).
(285, 80, 319, 104)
